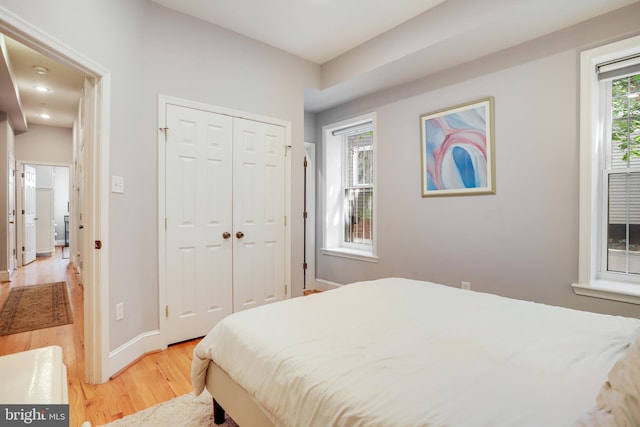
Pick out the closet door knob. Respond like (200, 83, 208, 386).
(236, 231, 244, 239)
(222, 232, 231, 239)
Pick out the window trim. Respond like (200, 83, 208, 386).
(322, 112, 378, 262)
(572, 35, 640, 305)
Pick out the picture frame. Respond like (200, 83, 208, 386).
(420, 97, 495, 197)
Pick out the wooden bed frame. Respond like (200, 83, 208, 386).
(205, 361, 275, 426)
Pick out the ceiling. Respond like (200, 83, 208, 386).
(0, 0, 637, 132)
(0, 35, 84, 131)
(153, 0, 639, 112)
(151, 0, 448, 64)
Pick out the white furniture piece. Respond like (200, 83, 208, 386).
(0, 345, 68, 404)
(192, 278, 640, 427)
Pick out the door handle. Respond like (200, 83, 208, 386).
(9, 221, 14, 224)
(79, 225, 84, 229)
(236, 231, 244, 239)
(222, 232, 231, 239)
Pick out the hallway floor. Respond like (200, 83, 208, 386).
(0, 247, 199, 426)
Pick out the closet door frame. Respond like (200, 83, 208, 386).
(157, 95, 292, 348)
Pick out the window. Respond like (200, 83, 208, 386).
(322, 113, 377, 262)
(605, 73, 640, 276)
(573, 35, 640, 304)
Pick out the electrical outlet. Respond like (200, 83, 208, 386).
(116, 302, 124, 320)
(461, 281, 471, 291)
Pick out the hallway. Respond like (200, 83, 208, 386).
(0, 247, 84, 419)
(0, 247, 199, 426)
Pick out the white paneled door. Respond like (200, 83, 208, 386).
(165, 105, 234, 344)
(232, 118, 286, 312)
(22, 165, 37, 265)
(164, 104, 287, 345)
(35, 188, 55, 254)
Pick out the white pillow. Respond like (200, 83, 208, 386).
(577, 329, 640, 427)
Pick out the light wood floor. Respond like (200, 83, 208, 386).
(0, 247, 202, 427)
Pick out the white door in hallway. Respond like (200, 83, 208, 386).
(23, 165, 37, 265)
(8, 156, 16, 274)
(36, 188, 55, 254)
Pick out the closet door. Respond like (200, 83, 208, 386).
(22, 165, 37, 265)
(165, 104, 233, 344)
(232, 118, 286, 312)
(35, 188, 55, 254)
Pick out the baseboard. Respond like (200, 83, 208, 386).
(312, 278, 343, 291)
(108, 330, 163, 378)
(0, 270, 10, 282)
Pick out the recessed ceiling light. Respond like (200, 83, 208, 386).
(33, 65, 49, 75)
(39, 113, 50, 119)
(33, 85, 50, 93)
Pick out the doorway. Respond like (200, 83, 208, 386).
(16, 163, 70, 264)
(0, 10, 110, 383)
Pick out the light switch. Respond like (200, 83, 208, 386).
(112, 175, 125, 193)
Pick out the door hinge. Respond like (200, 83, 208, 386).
(21, 172, 24, 178)
(21, 246, 24, 252)
(284, 284, 288, 295)
(303, 211, 307, 219)
(285, 145, 292, 157)
(21, 209, 24, 215)
(303, 262, 307, 270)
(303, 158, 308, 168)
(159, 127, 169, 141)
(165, 305, 169, 318)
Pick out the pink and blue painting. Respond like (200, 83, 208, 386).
(420, 97, 495, 197)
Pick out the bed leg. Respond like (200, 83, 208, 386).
(213, 398, 226, 425)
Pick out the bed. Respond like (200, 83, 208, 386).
(191, 277, 640, 426)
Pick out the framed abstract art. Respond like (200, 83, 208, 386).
(420, 97, 495, 197)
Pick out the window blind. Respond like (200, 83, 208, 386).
(331, 121, 372, 136)
(597, 53, 640, 81)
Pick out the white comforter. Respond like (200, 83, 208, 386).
(191, 278, 640, 427)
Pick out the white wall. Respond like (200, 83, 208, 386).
(304, 111, 318, 143)
(0, 112, 13, 274)
(0, 0, 320, 350)
(14, 124, 72, 164)
(315, 4, 640, 319)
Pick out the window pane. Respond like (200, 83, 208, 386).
(612, 78, 628, 97)
(356, 148, 373, 186)
(630, 74, 640, 94)
(613, 96, 628, 118)
(611, 74, 640, 169)
(344, 187, 373, 245)
(343, 128, 374, 248)
(346, 131, 373, 187)
(607, 172, 640, 274)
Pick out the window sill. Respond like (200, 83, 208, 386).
(571, 280, 640, 305)
(321, 247, 378, 263)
